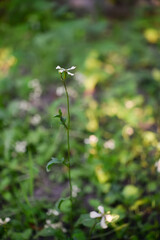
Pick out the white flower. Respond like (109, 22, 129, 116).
(30, 114, 41, 126)
(104, 139, 115, 150)
(123, 126, 134, 136)
(47, 209, 59, 216)
(0, 217, 11, 225)
(15, 141, 27, 153)
(90, 206, 118, 229)
(29, 79, 42, 102)
(90, 206, 108, 229)
(84, 135, 98, 147)
(44, 220, 66, 232)
(72, 185, 80, 197)
(125, 100, 134, 109)
(19, 100, 31, 111)
(56, 86, 65, 96)
(56, 66, 76, 76)
(155, 159, 160, 173)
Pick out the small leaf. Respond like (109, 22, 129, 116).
(59, 109, 62, 115)
(34, 228, 55, 238)
(46, 157, 64, 172)
(54, 114, 61, 118)
(73, 229, 86, 240)
(55, 197, 70, 211)
(75, 214, 95, 228)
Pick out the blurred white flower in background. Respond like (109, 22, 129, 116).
(44, 220, 66, 232)
(47, 209, 59, 216)
(84, 135, 98, 147)
(30, 114, 41, 126)
(155, 159, 160, 173)
(56, 86, 77, 98)
(29, 79, 42, 102)
(56, 86, 65, 96)
(75, 72, 85, 84)
(56, 66, 76, 76)
(72, 185, 80, 197)
(0, 217, 10, 225)
(123, 126, 134, 136)
(125, 100, 135, 109)
(104, 139, 115, 150)
(15, 141, 27, 153)
(19, 100, 31, 111)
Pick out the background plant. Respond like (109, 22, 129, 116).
(0, 1, 160, 239)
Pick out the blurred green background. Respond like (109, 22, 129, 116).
(0, 0, 160, 239)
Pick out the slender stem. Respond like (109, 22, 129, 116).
(89, 222, 97, 239)
(61, 75, 73, 223)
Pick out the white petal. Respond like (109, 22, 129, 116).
(5, 218, 10, 223)
(56, 66, 61, 69)
(100, 217, 108, 229)
(46, 219, 51, 225)
(67, 71, 74, 76)
(105, 214, 113, 222)
(59, 69, 65, 73)
(98, 206, 104, 214)
(90, 211, 101, 218)
(67, 66, 76, 70)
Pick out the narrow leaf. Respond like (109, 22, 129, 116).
(55, 197, 70, 211)
(46, 157, 64, 172)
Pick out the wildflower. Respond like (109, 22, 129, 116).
(30, 114, 41, 126)
(123, 126, 134, 136)
(0, 217, 10, 225)
(15, 141, 27, 153)
(155, 159, 160, 173)
(44, 220, 66, 232)
(19, 100, 31, 111)
(90, 206, 115, 229)
(56, 86, 65, 96)
(84, 135, 98, 147)
(104, 139, 115, 150)
(56, 66, 76, 76)
(125, 100, 134, 109)
(47, 209, 59, 216)
(72, 185, 80, 197)
(29, 79, 42, 102)
(75, 72, 85, 84)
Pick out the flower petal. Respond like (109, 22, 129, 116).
(5, 218, 10, 223)
(100, 217, 108, 229)
(105, 214, 113, 223)
(98, 205, 104, 214)
(56, 66, 61, 69)
(67, 71, 74, 76)
(59, 69, 65, 73)
(90, 211, 101, 218)
(67, 66, 76, 70)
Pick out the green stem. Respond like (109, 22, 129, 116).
(61, 75, 73, 224)
(89, 222, 97, 239)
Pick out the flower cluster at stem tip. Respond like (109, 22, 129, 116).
(56, 66, 76, 76)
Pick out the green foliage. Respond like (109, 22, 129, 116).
(46, 157, 65, 172)
(0, 1, 160, 240)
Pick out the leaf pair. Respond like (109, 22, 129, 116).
(54, 109, 68, 129)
